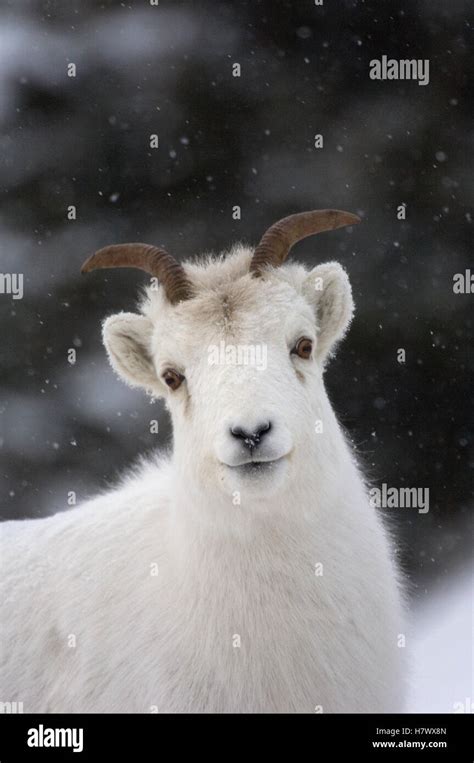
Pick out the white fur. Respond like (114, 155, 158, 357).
(0, 246, 406, 713)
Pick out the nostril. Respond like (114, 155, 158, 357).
(230, 425, 247, 440)
(230, 421, 272, 449)
(257, 421, 271, 437)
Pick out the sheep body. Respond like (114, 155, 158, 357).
(0, 245, 406, 713)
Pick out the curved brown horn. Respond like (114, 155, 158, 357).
(81, 244, 193, 304)
(249, 209, 361, 276)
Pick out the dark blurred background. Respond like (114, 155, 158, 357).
(0, 0, 472, 627)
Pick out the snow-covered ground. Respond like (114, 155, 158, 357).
(407, 568, 473, 713)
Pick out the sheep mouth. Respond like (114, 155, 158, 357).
(226, 456, 286, 475)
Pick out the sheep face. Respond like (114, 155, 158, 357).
(102, 247, 354, 500)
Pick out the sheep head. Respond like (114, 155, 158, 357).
(82, 210, 360, 500)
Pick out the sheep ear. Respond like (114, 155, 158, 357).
(102, 312, 158, 391)
(302, 262, 354, 363)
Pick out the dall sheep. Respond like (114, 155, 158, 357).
(0, 210, 405, 713)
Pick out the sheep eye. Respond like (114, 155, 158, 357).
(162, 369, 184, 391)
(292, 337, 313, 359)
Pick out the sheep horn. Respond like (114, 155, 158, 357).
(81, 244, 193, 304)
(249, 209, 361, 276)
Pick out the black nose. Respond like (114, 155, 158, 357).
(230, 421, 272, 450)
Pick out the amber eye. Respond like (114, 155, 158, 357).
(162, 369, 184, 391)
(292, 337, 313, 359)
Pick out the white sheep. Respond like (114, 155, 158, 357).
(0, 210, 406, 713)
